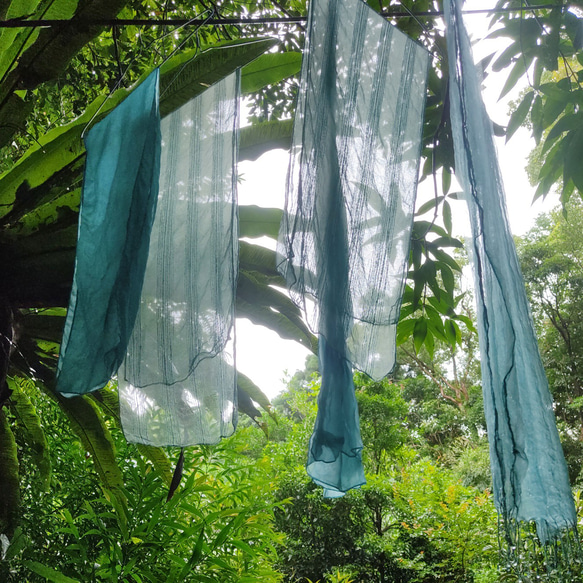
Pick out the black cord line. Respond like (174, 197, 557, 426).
(0, 5, 566, 28)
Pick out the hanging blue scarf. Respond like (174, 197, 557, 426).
(445, 0, 576, 544)
(278, 0, 429, 496)
(57, 71, 161, 396)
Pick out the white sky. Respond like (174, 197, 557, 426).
(236, 1, 557, 400)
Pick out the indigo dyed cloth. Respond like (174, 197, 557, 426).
(445, 0, 576, 543)
(56, 71, 161, 396)
(277, 0, 428, 495)
(119, 71, 240, 447)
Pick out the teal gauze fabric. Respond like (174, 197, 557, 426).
(278, 0, 428, 496)
(118, 71, 240, 447)
(56, 70, 161, 396)
(445, 0, 576, 543)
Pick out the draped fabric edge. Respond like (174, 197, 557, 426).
(444, 0, 581, 571)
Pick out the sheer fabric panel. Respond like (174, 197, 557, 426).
(445, 0, 575, 543)
(119, 71, 240, 447)
(277, 0, 429, 495)
(56, 71, 161, 397)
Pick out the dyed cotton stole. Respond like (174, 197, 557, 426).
(119, 71, 240, 447)
(277, 0, 429, 495)
(444, 0, 576, 544)
(56, 71, 161, 396)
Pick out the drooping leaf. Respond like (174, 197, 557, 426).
(55, 392, 126, 510)
(237, 370, 272, 414)
(413, 318, 427, 354)
(239, 119, 294, 161)
(239, 240, 281, 280)
(236, 270, 317, 353)
(166, 447, 185, 503)
(0, 409, 20, 537)
(499, 53, 531, 100)
(238, 205, 283, 239)
(442, 200, 452, 235)
(7, 376, 51, 490)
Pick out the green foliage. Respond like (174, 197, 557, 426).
(517, 201, 583, 482)
(490, 7, 583, 206)
(271, 460, 498, 583)
(254, 364, 500, 583)
(3, 1, 583, 580)
(2, 389, 284, 582)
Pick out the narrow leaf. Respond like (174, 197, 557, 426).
(166, 448, 185, 503)
(413, 318, 428, 354)
(506, 90, 533, 142)
(23, 561, 79, 583)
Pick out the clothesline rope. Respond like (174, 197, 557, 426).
(0, 5, 565, 28)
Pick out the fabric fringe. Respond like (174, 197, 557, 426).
(498, 517, 583, 581)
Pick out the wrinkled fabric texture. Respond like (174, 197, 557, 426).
(277, 0, 428, 495)
(445, 0, 576, 543)
(119, 71, 240, 447)
(56, 70, 161, 396)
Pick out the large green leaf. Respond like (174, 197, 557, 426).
(7, 376, 51, 490)
(0, 409, 20, 537)
(239, 240, 281, 280)
(239, 119, 293, 161)
(237, 370, 272, 414)
(159, 38, 278, 117)
(238, 205, 283, 239)
(240, 51, 301, 94)
(0, 39, 281, 220)
(237, 270, 317, 353)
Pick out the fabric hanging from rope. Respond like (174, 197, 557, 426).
(277, 0, 429, 496)
(56, 70, 161, 397)
(118, 71, 240, 447)
(444, 0, 576, 544)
